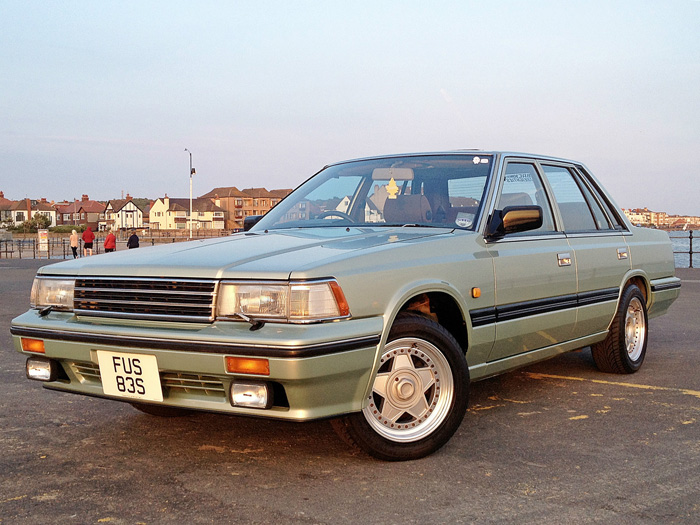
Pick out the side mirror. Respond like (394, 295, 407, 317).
(243, 215, 263, 231)
(486, 206, 543, 239)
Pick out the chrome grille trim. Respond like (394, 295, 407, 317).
(162, 373, 226, 397)
(74, 277, 217, 322)
(72, 361, 101, 382)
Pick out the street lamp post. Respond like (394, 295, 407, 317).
(184, 148, 195, 239)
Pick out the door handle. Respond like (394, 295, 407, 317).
(557, 253, 572, 267)
(617, 248, 629, 260)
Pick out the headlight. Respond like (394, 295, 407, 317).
(30, 277, 75, 311)
(217, 280, 350, 323)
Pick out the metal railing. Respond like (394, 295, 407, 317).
(2, 230, 697, 268)
(0, 230, 233, 260)
(669, 230, 695, 268)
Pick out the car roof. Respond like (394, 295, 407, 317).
(326, 150, 581, 167)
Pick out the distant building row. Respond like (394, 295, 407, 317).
(622, 208, 700, 229)
(0, 187, 292, 231)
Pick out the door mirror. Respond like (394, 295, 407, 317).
(486, 206, 543, 239)
(243, 215, 263, 231)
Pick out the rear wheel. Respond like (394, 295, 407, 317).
(331, 313, 469, 461)
(591, 284, 648, 374)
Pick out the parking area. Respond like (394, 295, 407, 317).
(1, 259, 698, 524)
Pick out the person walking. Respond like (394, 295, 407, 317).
(104, 229, 116, 253)
(127, 230, 140, 249)
(69, 230, 79, 258)
(82, 226, 95, 256)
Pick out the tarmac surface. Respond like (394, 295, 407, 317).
(1, 259, 698, 524)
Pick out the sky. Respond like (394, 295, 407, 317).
(2, 0, 699, 214)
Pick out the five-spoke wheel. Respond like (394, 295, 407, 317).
(331, 313, 469, 461)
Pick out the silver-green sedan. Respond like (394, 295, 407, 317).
(11, 151, 680, 461)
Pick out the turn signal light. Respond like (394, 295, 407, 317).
(21, 338, 45, 354)
(225, 356, 270, 376)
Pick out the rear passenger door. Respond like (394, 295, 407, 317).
(540, 163, 631, 339)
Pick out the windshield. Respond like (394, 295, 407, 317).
(254, 154, 493, 231)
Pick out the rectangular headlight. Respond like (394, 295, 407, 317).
(217, 280, 350, 323)
(30, 277, 75, 311)
(218, 283, 289, 319)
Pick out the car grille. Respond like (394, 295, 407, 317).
(161, 372, 227, 397)
(74, 277, 217, 322)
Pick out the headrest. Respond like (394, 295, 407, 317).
(383, 194, 432, 224)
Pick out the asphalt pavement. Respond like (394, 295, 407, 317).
(1, 259, 698, 524)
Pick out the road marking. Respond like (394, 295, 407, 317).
(525, 372, 700, 400)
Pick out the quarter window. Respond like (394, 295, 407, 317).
(575, 166, 627, 230)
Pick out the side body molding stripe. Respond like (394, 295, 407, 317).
(470, 287, 620, 328)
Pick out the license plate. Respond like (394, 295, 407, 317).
(97, 351, 163, 402)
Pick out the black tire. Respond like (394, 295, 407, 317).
(331, 313, 469, 461)
(130, 403, 194, 417)
(591, 284, 648, 374)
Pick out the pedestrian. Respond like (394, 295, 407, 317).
(70, 229, 79, 259)
(127, 230, 140, 249)
(104, 229, 116, 253)
(82, 226, 95, 256)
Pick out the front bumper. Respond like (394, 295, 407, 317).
(11, 310, 383, 421)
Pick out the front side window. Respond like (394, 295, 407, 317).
(254, 155, 493, 231)
(497, 163, 556, 234)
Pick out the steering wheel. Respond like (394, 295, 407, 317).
(316, 210, 355, 222)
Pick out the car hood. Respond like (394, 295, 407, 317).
(39, 227, 457, 280)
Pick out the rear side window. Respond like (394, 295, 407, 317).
(543, 165, 605, 232)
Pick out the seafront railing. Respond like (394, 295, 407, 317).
(1, 230, 697, 268)
(669, 230, 695, 268)
(0, 230, 232, 260)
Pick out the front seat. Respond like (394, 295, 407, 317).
(383, 194, 432, 224)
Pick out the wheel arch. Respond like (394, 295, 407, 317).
(620, 270, 650, 305)
(606, 270, 650, 332)
(382, 281, 471, 354)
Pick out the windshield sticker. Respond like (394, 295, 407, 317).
(505, 173, 533, 183)
(455, 213, 474, 228)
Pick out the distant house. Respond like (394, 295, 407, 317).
(149, 196, 225, 231)
(55, 195, 106, 229)
(8, 198, 57, 227)
(0, 191, 13, 226)
(104, 195, 148, 230)
(199, 186, 292, 230)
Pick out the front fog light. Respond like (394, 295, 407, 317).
(26, 357, 59, 382)
(230, 381, 273, 409)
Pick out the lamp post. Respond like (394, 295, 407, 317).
(184, 148, 195, 239)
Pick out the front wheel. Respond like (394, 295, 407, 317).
(331, 313, 469, 461)
(591, 284, 648, 374)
